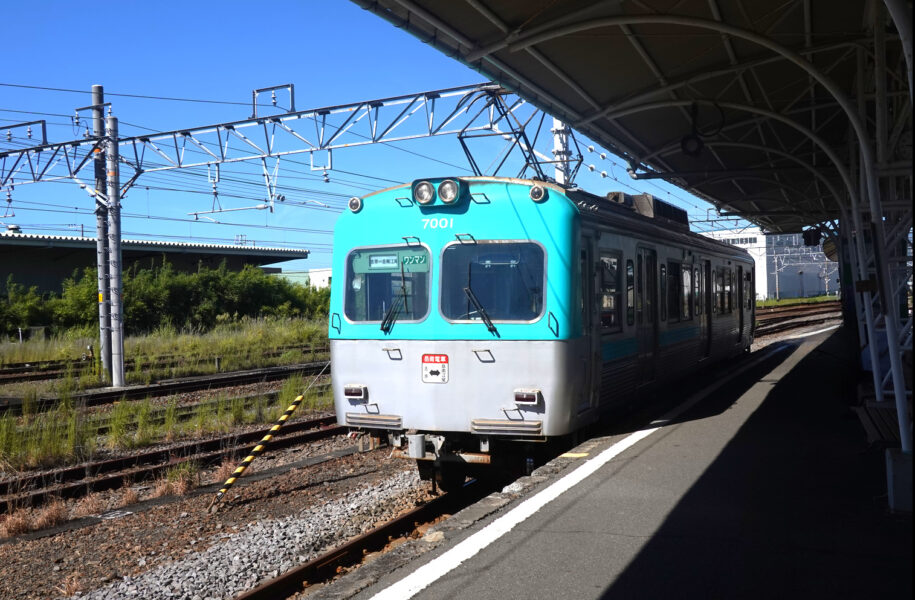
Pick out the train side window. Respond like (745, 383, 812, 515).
(667, 262, 681, 321)
(682, 266, 692, 320)
(636, 255, 643, 324)
(599, 252, 622, 332)
(714, 269, 723, 313)
(626, 259, 634, 326)
(659, 264, 667, 321)
(695, 267, 702, 316)
(745, 271, 753, 311)
(725, 269, 733, 312)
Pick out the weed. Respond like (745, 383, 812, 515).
(152, 478, 174, 498)
(167, 461, 199, 495)
(153, 462, 199, 497)
(21, 388, 38, 424)
(163, 399, 178, 441)
(215, 394, 230, 433)
(134, 399, 154, 446)
(230, 397, 245, 425)
(193, 401, 215, 434)
(73, 493, 106, 518)
(108, 401, 132, 449)
(279, 374, 304, 409)
(55, 570, 83, 596)
(120, 484, 139, 507)
(756, 295, 836, 308)
(33, 498, 68, 530)
(214, 458, 237, 484)
(0, 509, 31, 537)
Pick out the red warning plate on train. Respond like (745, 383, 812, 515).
(421, 354, 449, 384)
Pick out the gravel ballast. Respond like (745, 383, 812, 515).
(79, 469, 422, 600)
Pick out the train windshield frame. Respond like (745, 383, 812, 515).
(344, 244, 431, 323)
(439, 240, 546, 323)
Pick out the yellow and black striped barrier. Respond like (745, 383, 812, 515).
(207, 363, 329, 512)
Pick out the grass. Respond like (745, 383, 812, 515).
(756, 295, 839, 308)
(0, 402, 97, 469)
(0, 378, 332, 470)
(153, 462, 199, 497)
(0, 317, 329, 397)
(1, 499, 70, 538)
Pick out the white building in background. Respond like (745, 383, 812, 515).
(305, 268, 332, 288)
(701, 226, 839, 301)
(270, 268, 332, 289)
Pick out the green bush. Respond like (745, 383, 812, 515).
(0, 261, 330, 337)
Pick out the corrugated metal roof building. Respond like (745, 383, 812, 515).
(0, 232, 309, 293)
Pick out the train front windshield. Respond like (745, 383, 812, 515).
(440, 242, 545, 321)
(344, 245, 430, 322)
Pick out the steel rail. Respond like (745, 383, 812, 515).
(0, 360, 331, 414)
(0, 416, 342, 514)
(234, 485, 491, 600)
(0, 344, 328, 381)
(755, 301, 842, 322)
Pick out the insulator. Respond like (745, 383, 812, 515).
(5, 130, 10, 141)
(26, 126, 32, 139)
(600, 171, 607, 178)
(599, 152, 606, 160)
(587, 145, 594, 152)
(588, 164, 595, 171)
(323, 170, 330, 183)
(271, 91, 277, 106)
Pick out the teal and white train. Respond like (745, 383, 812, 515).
(329, 176, 754, 488)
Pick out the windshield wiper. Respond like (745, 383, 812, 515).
(463, 286, 499, 338)
(380, 262, 410, 333)
(380, 294, 403, 333)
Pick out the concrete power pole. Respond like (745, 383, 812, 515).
(92, 85, 112, 380)
(106, 116, 125, 387)
(551, 117, 571, 185)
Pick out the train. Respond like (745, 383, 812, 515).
(328, 176, 754, 489)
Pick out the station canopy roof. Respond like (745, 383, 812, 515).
(353, 0, 910, 233)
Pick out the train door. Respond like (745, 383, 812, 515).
(703, 260, 713, 358)
(737, 265, 744, 343)
(579, 238, 598, 412)
(636, 247, 658, 386)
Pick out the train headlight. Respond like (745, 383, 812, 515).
(438, 179, 460, 204)
(413, 181, 435, 205)
(348, 197, 363, 213)
(529, 185, 548, 202)
(514, 388, 542, 405)
(344, 384, 367, 402)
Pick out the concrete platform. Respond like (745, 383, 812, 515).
(315, 327, 912, 600)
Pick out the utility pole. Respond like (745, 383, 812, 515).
(92, 85, 112, 381)
(106, 115, 125, 387)
(552, 117, 571, 185)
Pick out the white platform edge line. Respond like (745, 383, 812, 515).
(783, 323, 840, 340)
(370, 342, 788, 599)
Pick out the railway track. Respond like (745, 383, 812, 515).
(0, 344, 328, 384)
(236, 481, 492, 600)
(0, 415, 342, 514)
(755, 300, 841, 322)
(0, 360, 331, 414)
(755, 300, 842, 336)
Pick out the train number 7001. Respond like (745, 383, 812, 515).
(422, 218, 454, 229)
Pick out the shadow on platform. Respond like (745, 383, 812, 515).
(601, 329, 912, 599)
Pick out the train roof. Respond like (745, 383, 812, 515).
(356, 176, 752, 262)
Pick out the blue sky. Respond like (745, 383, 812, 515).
(1, 1, 746, 270)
